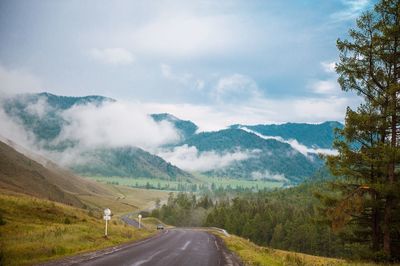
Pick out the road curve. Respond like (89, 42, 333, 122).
(120, 213, 143, 229)
(39, 229, 242, 266)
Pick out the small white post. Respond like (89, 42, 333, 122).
(104, 208, 111, 237)
(138, 214, 142, 229)
(105, 219, 108, 236)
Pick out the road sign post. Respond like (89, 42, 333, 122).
(138, 214, 142, 229)
(104, 208, 111, 237)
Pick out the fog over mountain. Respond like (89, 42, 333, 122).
(0, 92, 342, 183)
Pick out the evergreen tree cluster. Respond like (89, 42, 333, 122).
(204, 183, 347, 258)
(151, 193, 214, 227)
(321, 0, 400, 260)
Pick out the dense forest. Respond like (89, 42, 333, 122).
(151, 179, 354, 258)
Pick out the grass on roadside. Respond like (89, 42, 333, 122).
(0, 191, 156, 266)
(140, 217, 173, 229)
(214, 232, 393, 266)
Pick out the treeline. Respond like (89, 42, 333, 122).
(151, 193, 214, 227)
(150, 181, 352, 258)
(204, 183, 347, 258)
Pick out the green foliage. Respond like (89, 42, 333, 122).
(151, 193, 213, 227)
(184, 128, 322, 183)
(321, 0, 400, 261)
(205, 182, 347, 258)
(231, 121, 343, 149)
(71, 147, 192, 180)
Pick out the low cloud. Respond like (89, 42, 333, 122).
(89, 48, 135, 65)
(239, 126, 338, 157)
(157, 144, 258, 172)
(251, 170, 287, 182)
(55, 101, 180, 150)
(0, 108, 34, 148)
(24, 96, 53, 119)
(143, 95, 358, 132)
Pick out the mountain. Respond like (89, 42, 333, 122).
(231, 121, 343, 149)
(182, 128, 322, 183)
(70, 146, 193, 180)
(1, 92, 340, 183)
(1, 92, 193, 180)
(2, 92, 114, 142)
(151, 113, 198, 140)
(0, 139, 112, 208)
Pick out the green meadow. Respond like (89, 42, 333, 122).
(84, 173, 285, 192)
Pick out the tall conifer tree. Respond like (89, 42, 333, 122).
(325, 0, 399, 259)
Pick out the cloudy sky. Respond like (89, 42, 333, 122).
(0, 0, 373, 130)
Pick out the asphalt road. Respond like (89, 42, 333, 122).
(120, 213, 143, 229)
(40, 229, 241, 266)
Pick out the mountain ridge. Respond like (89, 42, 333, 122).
(0, 92, 342, 183)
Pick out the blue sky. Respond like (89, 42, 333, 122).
(0, 0, 373, 130)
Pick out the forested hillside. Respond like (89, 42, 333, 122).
(151, 178, 352, 258)
(231, 121, 342, 149)
(183, 128, 322, 182)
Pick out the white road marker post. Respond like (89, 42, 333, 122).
(138, 214, 142, 229)
(104, 208, 111, 237)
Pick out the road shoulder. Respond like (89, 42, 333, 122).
(37, 231, 163, 266)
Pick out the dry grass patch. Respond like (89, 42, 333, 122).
(214, 232, 395, 266)
(0, 192, 156, 266)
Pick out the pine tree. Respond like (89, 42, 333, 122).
(324, 0, 399, 260)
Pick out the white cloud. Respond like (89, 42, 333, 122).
(331, 0, 370, 22)
(161, 63, 191, 83)
(0, 108, 35, 148)
(212, 74, 262, 104)
(251, 170, 287, 182)
(310, 79, 340, 95)
(160, 63, 204, 90)
(55, 101, 180, 150)
(0, 64, 42, 95)
(157, 144, 258, 172)
(130, 15, 237, 58)
(239, 126, 338, 157)
(89, 48, 135, 65)
(321, 61, 336, 73)
(24, 96, 52, 119)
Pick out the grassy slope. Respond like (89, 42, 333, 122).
(216, 233, 394, 266)
(77, 185, 169, 215)
(0, 139, 169, 215)
(0, 140, 112, 208)
(0, 190, 156, 266)
(141, 217, 173, 229)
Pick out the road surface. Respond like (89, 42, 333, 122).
(40, 229, 242, 266)
(120, 213, 144, 229)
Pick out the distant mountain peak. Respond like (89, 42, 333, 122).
(151, 113, 198, 140)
